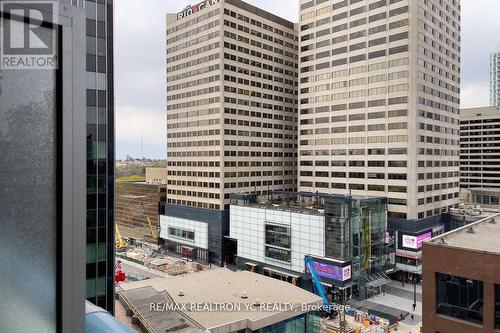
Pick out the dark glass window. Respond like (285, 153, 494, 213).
(87, 54, 96, 71)
(86, 89, 97, 106)
(264, 224, 291, 262)
(97, 90, 107, 107)
(436, 273, 483, 325)
(97, 21, 106, 38)
(265, 246, 291, 262)
(97, 225, 106, 242)
(265, 224, 291, 249)
(168, 227, 195, 240)
(86, 19, 96, 36)
(87, 193, 97, 210)
(86, 227, 97, 244)
(97, 56, 107, 73)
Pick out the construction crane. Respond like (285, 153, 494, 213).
(115, 223, 127, 250)
(305, 257, 348, 333)
(140, 201, 156, 240)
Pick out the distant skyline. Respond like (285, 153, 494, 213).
(115, 0, 500, 159)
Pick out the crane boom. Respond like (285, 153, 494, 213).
(140, 202, 156, 239)
(304, 257, 330, 307)
(115, 223, 127, 249)
(305, 256, 344, 330)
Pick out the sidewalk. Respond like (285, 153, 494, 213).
(387, 280, 422, 295)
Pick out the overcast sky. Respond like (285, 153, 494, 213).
(115, 0, 500, 159)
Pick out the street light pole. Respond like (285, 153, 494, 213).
(413, 273, 417, 312)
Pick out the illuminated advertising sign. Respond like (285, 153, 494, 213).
(342, 265, 352, 281)
(402, 232, 432, 249)
(417, 232, 432, 247)
(177, 0, 220, 20)
(401, 235, 417, 249)
(305, 259, 352, 282)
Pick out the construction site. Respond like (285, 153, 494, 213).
(115, 171, 167, 242)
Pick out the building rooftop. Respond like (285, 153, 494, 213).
(169, 0, 296, 29)
(230, 191, 387, 216)
(118, 269, 322, 332)
(426, 212, 500, 255)
(460, 106, 500, 118)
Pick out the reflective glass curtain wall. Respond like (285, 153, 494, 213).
(324, 196, 388, 280)
(85, 0, 114, 312)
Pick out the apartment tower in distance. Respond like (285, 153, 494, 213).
(165, 0, 298, 265)
(491, 43, 500, 107)
(460, 106, 500, 189)
(298, 0, 460, 279)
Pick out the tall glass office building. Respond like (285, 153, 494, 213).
(83, 0, 115, 312)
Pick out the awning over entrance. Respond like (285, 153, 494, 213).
(263, 266, 301, 279)
(361, 272, 391, 288)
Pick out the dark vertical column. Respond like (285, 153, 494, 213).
(105, 0, 115, 315)
(84, 0, 114, 313)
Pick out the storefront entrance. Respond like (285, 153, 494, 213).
(263, 267, 300, 286)
(181, 246, 194, 259)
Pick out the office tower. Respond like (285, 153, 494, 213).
(491, 43, 500, 107)
(298, 0, 460, 280)
(84, 0, 115, 312)
(165, 0, 298, 265)
(460, 106, 500, 189)
(298, 0, 460, 220)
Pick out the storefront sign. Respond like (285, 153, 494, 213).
(396, 250, 421, 259)
(342, 265, 352, 281)
(177, 0, 220, 20)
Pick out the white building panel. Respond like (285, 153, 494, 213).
(230, 205, 325, 274)
(159, 215, 208, 249)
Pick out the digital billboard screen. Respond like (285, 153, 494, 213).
(305, 258, 351, 282)
(402, 232, 432, 249)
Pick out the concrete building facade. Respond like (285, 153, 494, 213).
(470, 188, 500, 209)
(491, 43, 500, 107)
(297, 0, 461, 223)
(165, 0, 298, 265)
(422, 212, 500, 333)
(460, 106, 500, 189)
(145, 167, 168, 184)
